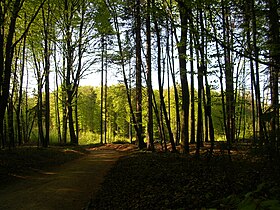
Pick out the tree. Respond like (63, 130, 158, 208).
(146, 0, 154, 151)
(152, 0, 176, 152)
(266, 0, 279, 153)
(135, 0, 145, 149)
(42, 1, 51, 147)
(0, 0, 45, 147)
(176, 0, 190, 153)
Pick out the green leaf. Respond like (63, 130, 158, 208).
(238, 197, 258, 210)
(260, 199, 280, 210)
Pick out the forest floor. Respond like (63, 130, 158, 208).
(0, 144, 137, 210)
(90, 143, 280, 210)
(1, 143, 280, 210)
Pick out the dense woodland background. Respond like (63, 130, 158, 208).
(0, 0, 279, 156)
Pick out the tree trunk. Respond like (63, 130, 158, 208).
(169, 27, 180, 146)
(42, 4, 50, 148)
(201, 9, 215, 153)
(32, 45, 45, 147)
(64, 0, 77, 145)
(16, 13, 27, 146)
(146, 0, 154, 151)
(267, 0, 279, 152)
(222, 0, 234, 155)
(68, 95, 77, 145)
(54, 43, 62, 144)
(154, 11, 176, 152)
(135, 0, 144, 149)
(100, 36, 104, 144)
(0, 0, 21, 147)
(244, 0, 257, 145)
(107, 0, 142, 148)
(104, 39, 108, 144)
(190, 30, 195, 145)
(177, 1, 190, 153)
(0, 0, 46, 147)
(62, 54, 67, 144)
(8, 97, 15, 148)
(208, 6, 227, 144)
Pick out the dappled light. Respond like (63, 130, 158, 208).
(0, 0, 279, 209)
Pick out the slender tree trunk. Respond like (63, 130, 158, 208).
(267, 0, 279, 152)
(8, 97, 14, 148)
(104, 39, 108, 144)
(146, 0, 154, 151)
(42, 4, 50, 147)
(8, 54, 17, 148)
(192, 8, 204, 156)
(190, 30, 195, 145)
(222, 0, 234, 155)
(64, 0, 77, 145)
(251, 0, 264, 146)
(54, 44, 62, 143)
(169, 29, 180, 146)
(154, 12, 176, 152)
(0, 2, 4, 148)
(201, 9, 215, 153)
(16, 13, 27, 146)
(73, 3, 86, 145)
(177, 2, 190, 153)
(32, 45, 45, 147)
(68, 98, 77, 145)
(204, 58, 215, 154)
(24, 61, 29, 143)
(208, 6, 227, 143)
(0, 0, 21, 147)
(196, 54, 203, 156)
(244, 1, 257, 144)
(169, 0, 181, 145)
(100, 36, 104, 144)
(135, 0, 144, 149)
(106, 1, 142, 147)
(0, 0, 46, 147)
(75, 89, 79, 142)
(62, 54, 67, 144)
(153, 94, 167, 151)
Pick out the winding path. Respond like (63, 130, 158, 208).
(0, 145, 135, 210)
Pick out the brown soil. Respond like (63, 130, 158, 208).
(0, 144, 137, 210)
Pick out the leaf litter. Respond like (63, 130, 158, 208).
(90, 149, 280, 210)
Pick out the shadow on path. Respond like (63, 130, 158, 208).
(0, 147, 133, 210)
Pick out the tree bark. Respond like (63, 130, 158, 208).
(177, 1, 190, 153)
(154, 6, 176, 152)
(222, 0, 234, 155)
(267, 0, 279, 152)
(135, 0, 145, 149)
(100, 36, 104, 144)
(42, 3, 50, 148)
(0, 0, 21, 147)
(146, 0, 154, 151)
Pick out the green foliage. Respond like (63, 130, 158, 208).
(78, 86, 100, 132)
(93, 0, 114, 35)
(112, 139, 130, 144)
(78, 131, 100, 145)
(220, 182, 280, 210)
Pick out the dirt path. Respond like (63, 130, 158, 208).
(0, 145, 135, 210)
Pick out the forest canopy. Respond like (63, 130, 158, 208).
(0, 0, 278, 156)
